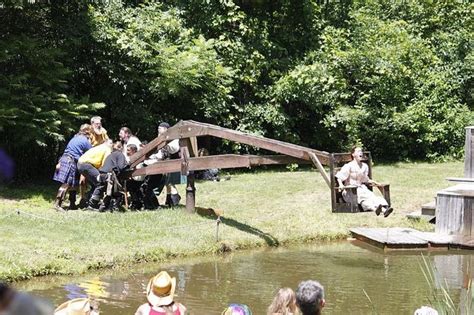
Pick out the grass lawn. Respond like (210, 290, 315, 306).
(0, 161, 462, 282)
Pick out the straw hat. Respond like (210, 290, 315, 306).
(146, 271, 176, 307)
(54, 298, 95, 315)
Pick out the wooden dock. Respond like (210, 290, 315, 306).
(350, 227, 474, 250)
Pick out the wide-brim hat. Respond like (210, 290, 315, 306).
(146, 271, 176, 307)
(54, 298, 93, 315)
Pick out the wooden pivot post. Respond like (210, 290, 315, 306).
(186, 173, 196, 213)
(180, 138, 197, 213)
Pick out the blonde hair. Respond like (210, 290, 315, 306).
(267, 287, 297, 315)
(78, 124, 92, 136)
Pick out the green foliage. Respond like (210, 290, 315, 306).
(0, 0, 472, 179)
(273, 4, 473, 159)
(88, 2, 233, 137)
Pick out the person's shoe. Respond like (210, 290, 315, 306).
(384, 207, 394, 218)
(170, 193, 181, 206)
(68, 203, 78, 210)
(54, 204, 66, 212)
(375, 204, 382, 216)
(88, 198, 100, 210)
(78, 199, 88, 209)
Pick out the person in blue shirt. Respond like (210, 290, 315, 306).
(53, 124, 92, 211)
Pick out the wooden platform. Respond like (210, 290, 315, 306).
(350, 227, 474, 250)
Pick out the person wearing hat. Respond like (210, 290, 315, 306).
(54, 298, 99, 315)
(135, 271, 186, 315)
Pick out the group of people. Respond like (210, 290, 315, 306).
(0, 274, 439, 315)
(53, 116, 182, 212)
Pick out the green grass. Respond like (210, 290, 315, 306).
(0, 161, 462, 282)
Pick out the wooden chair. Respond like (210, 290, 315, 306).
(329, 152, 390, 213)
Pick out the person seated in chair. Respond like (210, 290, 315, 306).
(336, 146, 393, 217)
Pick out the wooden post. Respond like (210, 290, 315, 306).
(186, 172, 196, 213)
(179, 139, 196, 213)
(464, 126, 474, 178)
(308, 152, 331, 188)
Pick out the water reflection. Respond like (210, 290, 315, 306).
(17, 242, 474, 314)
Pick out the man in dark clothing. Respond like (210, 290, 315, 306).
(90, 141, 128, 211)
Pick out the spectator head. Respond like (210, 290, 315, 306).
(0, 282, 14, 311)
(267, 287, 296, 315)
(112, 141, 123, 152)
(222, 303, 252, 315)
(146, 271, 176, 307)
(54, 298, 98, 315)
(119, 127, 132, 142)
(127, 144, 138, 157)
(296, 280, 325, 315)
(90, 116, 103, 130)
(158, 122, 170, 135)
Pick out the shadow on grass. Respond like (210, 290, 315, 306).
(196, 208, 280, 246)
(0, 182, 56, 202)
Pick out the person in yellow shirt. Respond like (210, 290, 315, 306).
(90, 116, 109, 146)
(77, 140, 113, 209)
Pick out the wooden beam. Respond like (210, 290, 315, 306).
(126, 155, 309, 177)
(308, 152, 331, 188)
(130, 120, 331, 166)
(128, 120, 188, 168)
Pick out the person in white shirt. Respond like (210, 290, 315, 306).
(118, 127, 142, 162)
(141, 123, 182, 206)
(336, 146, 393, 217)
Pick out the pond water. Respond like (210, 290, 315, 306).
(17, 241, 473, 314)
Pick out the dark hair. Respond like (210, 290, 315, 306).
(296, 280, 324, 315)
(127, 144, 138, 153)
(0, 282, 11, 304)
(113, 141, 123, 151)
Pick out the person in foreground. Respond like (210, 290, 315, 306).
(135, 271, 186, 315)
(0, 282, 54, 315)
(222, 303, 252, 315)
(267, 287, 297, 315)
(54, 297, 99, 315)
(295, 280, 325, 315)
(336, 146, 393, 217)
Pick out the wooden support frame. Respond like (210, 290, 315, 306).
(126, 155, 310, 177)
(124, 120, 390, 214)
(129, 120, 331, 167)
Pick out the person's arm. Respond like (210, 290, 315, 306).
(335, 163, 350, 191)
(363, 163, 380, 185)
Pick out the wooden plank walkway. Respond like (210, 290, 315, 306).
(350, 227, 474, 250)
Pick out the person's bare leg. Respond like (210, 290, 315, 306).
(54, 184, 69, 211)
